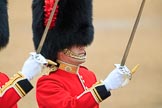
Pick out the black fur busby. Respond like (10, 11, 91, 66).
(32, 0, 94, 62)
(0, 0, 9, 50)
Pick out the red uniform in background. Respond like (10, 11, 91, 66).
(0, 0, 47, 108)
(0, 72, 33, 108)
(0, 2, 33, 107)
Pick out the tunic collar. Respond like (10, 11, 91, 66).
(57, 60, 79, 74)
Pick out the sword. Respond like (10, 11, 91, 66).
(36, 0, 59, 54)
(120, 0, 145, 67)
(35, 0, 59, 66)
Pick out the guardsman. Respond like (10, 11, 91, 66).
(32, 0, 132, 108)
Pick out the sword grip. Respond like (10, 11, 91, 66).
(131, 64, 140, 74)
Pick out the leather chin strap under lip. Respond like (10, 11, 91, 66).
(63, 49, 86, 60)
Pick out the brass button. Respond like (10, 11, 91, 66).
(65, 66, 72, 72)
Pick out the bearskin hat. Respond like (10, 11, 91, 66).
(32, 0, 94, 62)
(0, 0, 9, 50)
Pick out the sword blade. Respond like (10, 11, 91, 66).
(36, 0, 59, 54)
(121, 0, 145, 66)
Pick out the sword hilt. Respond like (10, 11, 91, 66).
(131, 64, 140, 74)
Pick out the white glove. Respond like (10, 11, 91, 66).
(21, 52, 47, 80)
(103, 64, 131, 91)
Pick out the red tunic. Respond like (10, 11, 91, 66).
(36, 66, 100, 108)
(0, 72, 18, 108)
(0, 72, 33, 108)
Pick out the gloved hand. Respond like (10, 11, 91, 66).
(103, 64, 131, 91)
(21, 52, 47, 80)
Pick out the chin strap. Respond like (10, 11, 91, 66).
(63, 49, 86, 60)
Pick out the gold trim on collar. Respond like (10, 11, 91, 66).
(57, 60, 79, 74)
